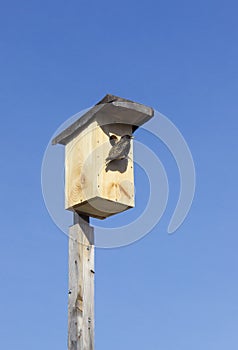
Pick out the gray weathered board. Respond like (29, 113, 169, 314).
(68, 215, 94, 350)
(52, 94, 154, 146)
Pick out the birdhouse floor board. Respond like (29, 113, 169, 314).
(72, 197, 132, 219)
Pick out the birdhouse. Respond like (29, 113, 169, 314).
(52, 94, 154, 219)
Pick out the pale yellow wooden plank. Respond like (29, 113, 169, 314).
(68, 217, 94, 350)
(65, 120, 134, 218)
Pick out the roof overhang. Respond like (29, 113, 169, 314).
(52, 94, 154, 146)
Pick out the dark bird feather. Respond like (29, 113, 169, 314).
(106, 135, 132, 164)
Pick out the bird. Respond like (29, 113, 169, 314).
(105, 134, 133, 165)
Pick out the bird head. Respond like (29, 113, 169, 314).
(122, 134, 134, 140)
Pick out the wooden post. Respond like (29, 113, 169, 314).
(68, 213, 94, 350)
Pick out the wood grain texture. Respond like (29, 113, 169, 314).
(68, 216, 94, 350)
(65, 120, 134, 218)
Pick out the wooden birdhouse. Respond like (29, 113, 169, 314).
(52, 94, 154, 219)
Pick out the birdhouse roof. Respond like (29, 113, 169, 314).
(52, 94, 154, 145)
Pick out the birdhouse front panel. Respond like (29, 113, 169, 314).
(65, 119, 134, 219)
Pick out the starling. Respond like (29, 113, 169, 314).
(106, 134, 133, 165)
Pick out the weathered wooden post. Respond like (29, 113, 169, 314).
(52, 94, 154, 349)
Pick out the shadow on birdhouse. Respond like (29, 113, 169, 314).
(52, 94, 154, 219)
(105, 158, 128, 173)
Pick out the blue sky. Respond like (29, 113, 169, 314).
(1, 0, 238, 349)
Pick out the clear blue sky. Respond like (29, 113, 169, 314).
(1, 0, 238, 349)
